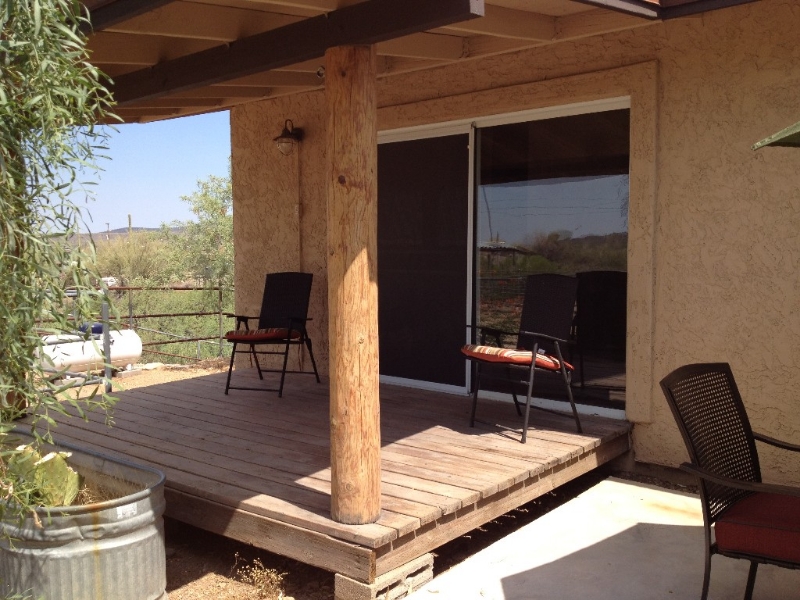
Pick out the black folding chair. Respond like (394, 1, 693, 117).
(224, 272, 320, 397)
(661, 363, 800, 600)
(462, 274, 582, 443)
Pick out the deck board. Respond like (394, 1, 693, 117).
(38, 369, 630, 582)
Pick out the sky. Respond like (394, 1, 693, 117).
(79, 111, 231, 233)
(478, 174, 630, 245)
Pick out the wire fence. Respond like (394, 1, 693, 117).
(106, 285, 235, 364)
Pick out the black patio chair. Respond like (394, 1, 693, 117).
(461, 274, 582, 443)
(575, 270, 627, 389)
(224, 271, 320, 397)
(660, 363, 800, 600)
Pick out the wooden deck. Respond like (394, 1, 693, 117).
(46, 369, 630, 586)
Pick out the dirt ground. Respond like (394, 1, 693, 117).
(105, 363, 687, 600)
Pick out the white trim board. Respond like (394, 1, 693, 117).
(379, 375, 467, 397)
(378, 96, 630, 143)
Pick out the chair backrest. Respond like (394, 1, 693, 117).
(258, 272, 313, 330)
(517, 274, 577, 353)
(576, 270, 627, 359)
(660, 363, 761, 523)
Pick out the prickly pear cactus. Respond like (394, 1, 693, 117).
(7, 445, 81, 507)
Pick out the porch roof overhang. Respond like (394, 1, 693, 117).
(82, 0, 760, 123)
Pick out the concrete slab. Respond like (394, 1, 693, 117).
(409, 477, 800, 600)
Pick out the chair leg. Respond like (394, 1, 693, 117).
(251, 344, 264, 380)
(506, 365, 523, 416)
(743, 561, 758, 600)
(304, 336, 321, 383)
(224, 342, 237, 395)
(469, 363, 481, 428)
(277, 339, 291, 398)
(521, 362, 536, 444)
(561, 366, 582, 433)
(700, 545, 712, 600)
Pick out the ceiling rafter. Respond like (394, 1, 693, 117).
(377, 33, 466, 61)
(464, 7, 655, 60)
(442, 4, 556, 41)
(84, 0, 176, 31)
(87, 31, 219, 65)
(111, 0, 485, 105)
(104, 2, 301, 41)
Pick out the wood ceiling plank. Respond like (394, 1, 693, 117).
(555, 7, 656, 40)
(224, 71, 323, 86)
(87, 31, 220, 65)
(377, 33, 465, 61)
(104, 1, 300, 41)
(443, 4, 555, 41)
(465, 34, 535, 59)
(375, 57, 450, 78)
(112, 0, 485, 104)
(85, 0, 175, 31)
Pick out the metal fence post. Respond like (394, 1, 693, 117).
(102, 301, 112, 393)
(218, 285, 224, 357)
(128, 288, 134, 330)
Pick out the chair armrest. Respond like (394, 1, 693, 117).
(222, 314, 259, 331)
(517, 330, 574, 346)
(754, 432, 800, 453)
(680, 463, 800, 497)
(465, 324, 515, 346)
(466, 324, 516, 337)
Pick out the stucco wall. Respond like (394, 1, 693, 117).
(230, 0, 800, 482)
(231, 91, 328, 372)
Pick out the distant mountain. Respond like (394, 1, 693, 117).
(70, 226, 185, 245)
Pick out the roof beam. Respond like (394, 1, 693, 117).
(111, 0, 484, 105)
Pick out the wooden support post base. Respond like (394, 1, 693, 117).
(335, 554, 434, 600)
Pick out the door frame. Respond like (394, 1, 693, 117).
(377, 96, 631, 402)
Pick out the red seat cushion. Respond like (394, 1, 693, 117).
(715, 492, 800, 564)
(224, 328, 300, 342)
(460, 345, 573, 372)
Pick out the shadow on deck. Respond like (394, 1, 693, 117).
(44, 369, 630, 590)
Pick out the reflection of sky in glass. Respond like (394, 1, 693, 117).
(478, 174, 629, 245)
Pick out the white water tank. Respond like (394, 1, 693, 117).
(39, 330, 143, 373)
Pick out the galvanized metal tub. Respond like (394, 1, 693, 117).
(0, 429, 167, 600)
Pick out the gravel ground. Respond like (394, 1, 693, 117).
(103, 363, 693, 600)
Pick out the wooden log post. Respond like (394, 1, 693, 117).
(326, 44, 381, 525)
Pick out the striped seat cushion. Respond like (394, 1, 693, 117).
(225, 328, 301, 342)
(461, 344, 573, 372)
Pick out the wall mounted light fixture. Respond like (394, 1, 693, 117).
(274, 119, 304, 156)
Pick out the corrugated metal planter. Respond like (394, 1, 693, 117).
(1, 430, 167, 600)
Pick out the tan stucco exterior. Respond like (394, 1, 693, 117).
(230, 0, 800, 482)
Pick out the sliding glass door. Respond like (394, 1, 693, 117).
(475, 109, 630, 406)
(376, 105, 630, 405)
(378, 134, 470, 388)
